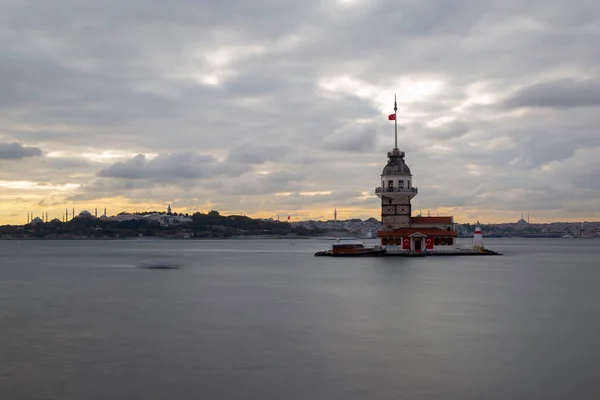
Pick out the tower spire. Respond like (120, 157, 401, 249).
(394, 94, 398, 149)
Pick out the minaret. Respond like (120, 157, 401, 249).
(95, 207, 98, 218)
(334, 208, 337, 222)
(72, 207, 75, 220)
(104, 207, 107, 217)
(27, 212, 29, 224)
(375, 95, 418, 230)
(167, 204, 172, 215)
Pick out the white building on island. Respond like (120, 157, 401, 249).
(99, 205, 192, 227)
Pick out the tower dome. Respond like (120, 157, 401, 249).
(381, 148, 411, 176)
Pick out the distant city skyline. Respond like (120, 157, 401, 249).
(2, 1, 600, 225)
(11, 205, 600, 226)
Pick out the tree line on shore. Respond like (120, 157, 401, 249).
(0, 211, 327, 239)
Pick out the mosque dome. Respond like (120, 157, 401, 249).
(78, 210, 93, 218)
(381, 149, 411, 176)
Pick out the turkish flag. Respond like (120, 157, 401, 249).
(388, 114, 396, 120)
(402, 238, 410, 249)
(425, 238, 434, 250)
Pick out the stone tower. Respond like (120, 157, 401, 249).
(375, 95, 418, 230)
(376, 148, 418, 229)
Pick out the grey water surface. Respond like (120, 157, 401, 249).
(1, 238, 600, 400)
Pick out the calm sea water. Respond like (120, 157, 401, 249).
(1, 238, 600, 400)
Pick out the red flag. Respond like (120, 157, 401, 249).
(287, 215, 291, 221)
(388, 114, 396, 120)
(426, 238, 434, 250)
(402, 238, 410, 249)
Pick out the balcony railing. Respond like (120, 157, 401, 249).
(375, 186, 418, 194)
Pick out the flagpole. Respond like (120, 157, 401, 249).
(394, 94, 398, 149)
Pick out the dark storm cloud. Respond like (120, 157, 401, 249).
(503, 79, 600, 109)
(0, 142, 42, 159)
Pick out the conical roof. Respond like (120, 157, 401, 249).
(381, 148, 411, 176)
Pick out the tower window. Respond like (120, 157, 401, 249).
(399, 180, 404, 189)
(389, 199, 392, 204)
(388, 180, 394, 188)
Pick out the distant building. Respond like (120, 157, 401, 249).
(77, 210, 94, 218)
(106, 213, 141, 222)
(145, 213, 192, 227)
(516, 214, 529, 230)
(99, 210, 192, 227)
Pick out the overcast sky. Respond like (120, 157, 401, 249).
(1, 0, 599, 224)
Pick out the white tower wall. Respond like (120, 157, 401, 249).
(473, 224, 484, 251)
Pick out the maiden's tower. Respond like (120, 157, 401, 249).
(376, 97, 458, 253)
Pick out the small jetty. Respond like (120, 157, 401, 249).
(315, 247, 501, 257)
(315, 249, 387, 257)
(381, 248, 502, 257)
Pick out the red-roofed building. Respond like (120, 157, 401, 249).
(410, 216, 453, 225)
(375, 102, 458, 253)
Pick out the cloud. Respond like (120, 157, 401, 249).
(43, 157, 95, 170)
(503, 79, 600, 109)
(0, 142, 42, 159)
(96, 153, 221, 180)
(225, 143, 291, 165)
(425, 121, 471, 140)
(321, 122, 379, 153)
(214, 170, 307, 196)
(2, 0, 600, 223)
(67, 178, 157, 202)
